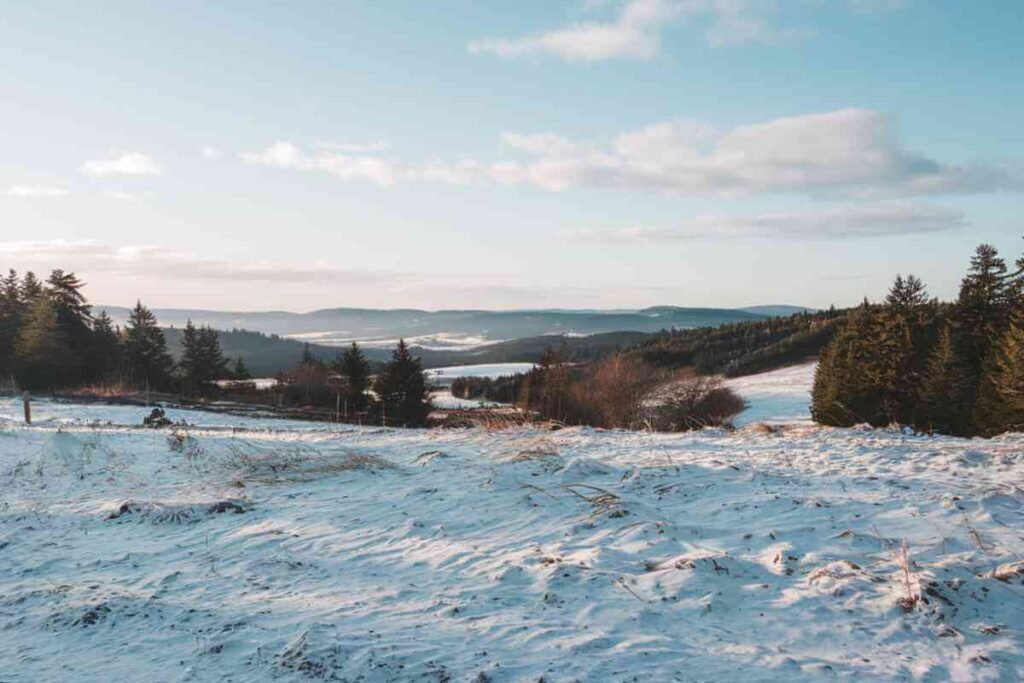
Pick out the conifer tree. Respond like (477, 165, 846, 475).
(0, 269, 21, 377)
(232, 355, 252, 380)
(46, 270, 94, 384)
(876, 274, 935, 425)
(973, 320, 1024, 435)
(14, 296, 70, 389)
(179, 320, 227, 394)
(811, 304, 888, 426)
(373, 339, 431, 426)
(336, 342, 371, 412)
(91, 310, 122, 382)
(19, 271, 44, 304)
(951, 245, 1010, 407)
(917, 325, 962, 434)
(123, 301, 173, 390)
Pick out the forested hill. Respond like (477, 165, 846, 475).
(625, 309, 847, 377)
(161, 327, 340, 377)
(158, 310, 841, 378)
(104, 305, 774, 346)
(167, 328, 650, 376)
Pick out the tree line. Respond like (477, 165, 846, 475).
(0, 269, 433, 427)
(812, 242, 1024, 437)
(627, 308, 846, 377)
(279, 340, 431, 426)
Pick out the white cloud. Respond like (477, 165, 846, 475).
(502, 132, 581, 156)
(484, 109, 1012, 197)
(469, 0, 679, 61)
(241, 142, 482, 187)
(241, 110, 1016, 198)
(315, 140, 391, 153)
(5, 185, 69, 198)
(201, 146, 223, 160)
(468, 0, 806, 61)
(568, 202, 967, 241)
(241, 141, 402, 186)
(82, 152, 162, 176)
(100, 190, 141, 202)
(0, 240, 400, 287)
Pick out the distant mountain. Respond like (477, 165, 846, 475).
(738, 305, 817, 317)
(101, 305, 770, 349)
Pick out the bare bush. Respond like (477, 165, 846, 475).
(646, 375, 747, 431)
(571, 354, 662, 429)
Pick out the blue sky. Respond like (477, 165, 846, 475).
(1, 0, 1021, 310)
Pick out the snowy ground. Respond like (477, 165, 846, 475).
(726, 361, 816, 426)
(2, 364, 1023, 681)
(425, 363, 536, 387)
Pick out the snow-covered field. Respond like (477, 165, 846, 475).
(425, 362, 535, 386)
(726, 361, 816, 426)
(2, 364, 1023, 681)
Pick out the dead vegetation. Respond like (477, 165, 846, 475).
(226, 443, 395, 484)
(106, 498, 249, 523)
(895, 539, 923, 612)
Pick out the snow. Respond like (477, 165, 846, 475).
(287, 332, 505, 350)
(2, 363, 1023, 681)
(726, 361, 816, 426)
(426, 362, 535, 386)
(430, 389, 501, 410)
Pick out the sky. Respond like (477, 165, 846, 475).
(1, 0, 1022, 311)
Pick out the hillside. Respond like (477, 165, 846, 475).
(102, 305, 772, 348)
(628, 309, 846, 377)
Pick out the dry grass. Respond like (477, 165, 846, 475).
(226, 444, 395, 484)
(58, 383, 140, 399)
(895, 539, 922, 612)
(562, 483, 624, 517)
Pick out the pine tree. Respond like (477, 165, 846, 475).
(232, 356, 252, 380)
(973, 320, 1024, 435)
(19, 271, 44, 304)
(123, 301, 173, 390)
(90, 310, 122, 382)
(918, 326, 962, 434)
(46, 269, 94, 384)
(0, 269, 21, 378)
(877, 274, 936, 425)
(179, 320, 226, 394)
(948, 245, 1013, 432)
(335, 342, 370, 412)
(373, 340, 431, 426)
(14, 296, 70, 389)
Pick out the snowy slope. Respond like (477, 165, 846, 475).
(726, 361, 816, 426)
(1, 368, 1023, 681)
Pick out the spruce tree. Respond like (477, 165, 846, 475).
(973, 320, 1024, 435)
(14, 296, 70, 389)
(179, 320, 227, 394)
(232, 356, 252, 380)
(19, 271, 44, 304)
(918, 326, 962, 435)
(91, 310, 122, 382)
(0, 269, 21, 378)
(950, 244, 1011, 419)
(336, 342, 371, 412)
(123, 301, 173, 390)
(46, 270, 94, 384)
(373, 339, 431, 426)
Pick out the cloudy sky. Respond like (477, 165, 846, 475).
(1, 1, 1021, 310)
